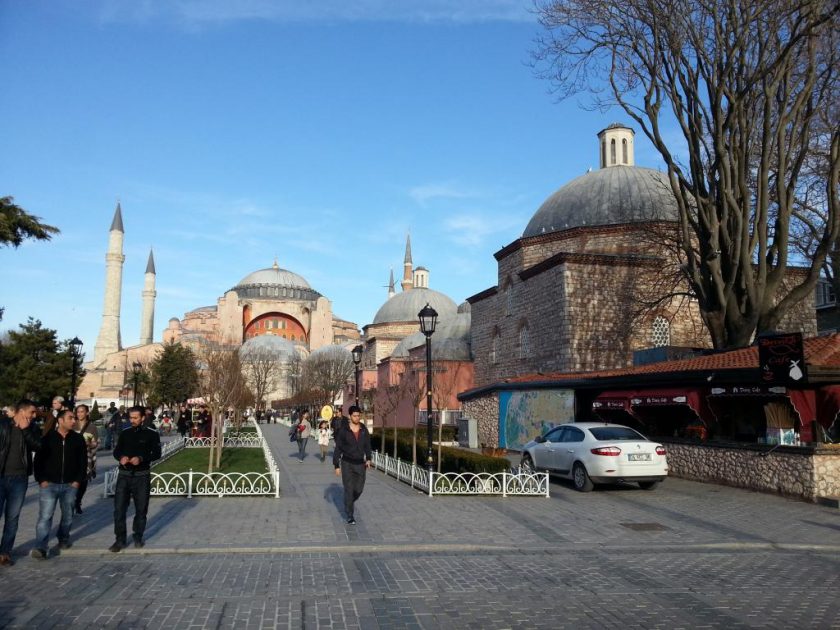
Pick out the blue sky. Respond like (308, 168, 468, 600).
(0, 0, 666, 356)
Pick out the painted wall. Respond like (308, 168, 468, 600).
(498, 389, 576, 450)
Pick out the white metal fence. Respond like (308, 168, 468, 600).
(371, 451, 549, 497)
(104, 429, 279, 498)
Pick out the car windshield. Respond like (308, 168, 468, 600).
(589, 426, 647, 441)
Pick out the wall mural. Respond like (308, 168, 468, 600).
(499, 389, 576, 450)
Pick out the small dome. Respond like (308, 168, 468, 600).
(523, 166, 677, 238)
(239, 335, 298, 361)
(373, 287, 457, 325)
(390, 308, 471, 360)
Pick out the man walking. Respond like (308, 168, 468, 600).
(110, 406, 161, 552)
(333, 406, 371, 525)
(31, 409, 86, 559)
(0, 400, 41, 566)
(103, 402, 118, 449)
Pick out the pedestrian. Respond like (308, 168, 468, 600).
(296, 410, 312, 462)
(103, 402, 118, 450)
(110, 406, 161, 552)
(0, 400, 41, 566)
(142, 407, 156, 430)
(31, 409, 86, 559)
(73, 404, 99, 515)
(176, 405, 190, 439)
(332, 406, 371, 525)
(117, 405, 130, 431)
(317, 420, 331, 463)
(48, 396, 65, 421)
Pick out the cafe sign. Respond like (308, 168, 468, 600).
(757, 333, 807, 385)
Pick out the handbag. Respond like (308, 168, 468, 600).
(289, 425, 298, 442)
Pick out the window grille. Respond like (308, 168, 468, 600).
(652, 316, 670, 347)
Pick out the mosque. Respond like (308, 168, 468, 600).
(78, 205, 361, 406)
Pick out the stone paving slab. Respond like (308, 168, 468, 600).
(1, 424, 838, 628)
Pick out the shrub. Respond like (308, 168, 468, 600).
(371, 432, 508, 474)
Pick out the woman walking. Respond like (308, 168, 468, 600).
(296, 411, 312, 462)
(73, 404, 99, 515)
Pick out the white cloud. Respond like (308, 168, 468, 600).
(443, 212, 521, 246)
(408, 182, 478, 205)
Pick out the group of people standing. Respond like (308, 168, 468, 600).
(0, 398, 160, 566)
(289, 406, 372, 525)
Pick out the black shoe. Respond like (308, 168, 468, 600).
(57, 541, 72, 550)
(74, 506, 83, 515)
(29, 548, 47, 560)
(133, 538, 145, 549)
(346, 517, 356, 525)
(109, 542, 123, 553)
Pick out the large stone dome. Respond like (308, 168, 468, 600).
(233, 261, 320, 300)
(522, 165, 678, 238)
(372, 287, 458, 325)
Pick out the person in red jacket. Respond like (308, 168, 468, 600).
(31, 410, 87, 559)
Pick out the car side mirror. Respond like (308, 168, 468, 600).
(535, 435, 546, 443)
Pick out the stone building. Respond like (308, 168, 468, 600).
(468, 124, 816, 387)
(79, 204, 359, 406)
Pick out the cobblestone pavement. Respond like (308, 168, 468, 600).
(1, 424, 838, 629)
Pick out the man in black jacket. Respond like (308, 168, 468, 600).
(31, 409, 87, 559)
(110, 406, 161, 552)
(0, 400, 41, 566)
(333, 406, 372, 525)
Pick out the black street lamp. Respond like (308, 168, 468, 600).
(351, 345, 363, 407)
(418, 303, 438, 472)
(68, 337, 83, 408)
(132, 361, 142, 407)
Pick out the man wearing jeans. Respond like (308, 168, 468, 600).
(0, 400, 41, 566)
(31, 409, 87, 559)
(110, 406, 161, 552)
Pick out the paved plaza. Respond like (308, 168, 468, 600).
(1, 424, 838, 629)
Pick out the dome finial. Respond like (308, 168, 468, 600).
(272, 257, 279, 270)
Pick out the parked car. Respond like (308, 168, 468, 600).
(520, 422, 668, 492)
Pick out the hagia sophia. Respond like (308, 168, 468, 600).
(79, 123, 816, 434)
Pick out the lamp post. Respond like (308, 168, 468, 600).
(351, 345, 363, 407)
(418, 303, 438, 472)
(132, 361, 142, 407)
(68, 337, 83, 408)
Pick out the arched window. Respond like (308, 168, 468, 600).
(519, 326, 529, 359)
(490, 330, 499, 364)
(622, 139, 628, 164)
(652, 316, 670, 347)
(610, 139, 616, 165)
(601, 140, 606, 168)
(505, 280, 514, 315)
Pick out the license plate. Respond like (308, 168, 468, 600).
(628, 453, 651, 461)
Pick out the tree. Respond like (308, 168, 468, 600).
(197, 345, 250, 472)
(241, 345, 282, 414)
(90, 400, 102, 423)
(535, 0, 840, 348)
(148, 342, 200, 408)
(301, 347, 354, 409)
(432, 361, 466, 472)
(0, 318, 85, 404)
(0, 196, 59, 248)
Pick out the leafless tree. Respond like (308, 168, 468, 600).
(301, 347, 354, 410)
(240, 346, 282, 416)
(197, 345, 250, 472)
(432, 361, 466, 472)
(535, 0, 840, 348)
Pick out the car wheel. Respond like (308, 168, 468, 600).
(520, 454, 535, 474)
(572, 462, 594, 492)
(638, 481, 659, 491)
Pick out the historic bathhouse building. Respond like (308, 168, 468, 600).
(79, 204, 360, 405)
(468, 123, 816, 388)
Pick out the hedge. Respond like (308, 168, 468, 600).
(372, 431, 509, 474)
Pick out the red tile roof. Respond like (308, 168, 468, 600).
(507, 334, 840, 384)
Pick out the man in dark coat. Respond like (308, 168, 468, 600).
(333, 406, 372, 525)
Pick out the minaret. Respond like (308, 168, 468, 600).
(93, 203, 125, 366)
(401, 233, 413, 292)
(387, 269, 395, 299)
(139, 249, 156, 345)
